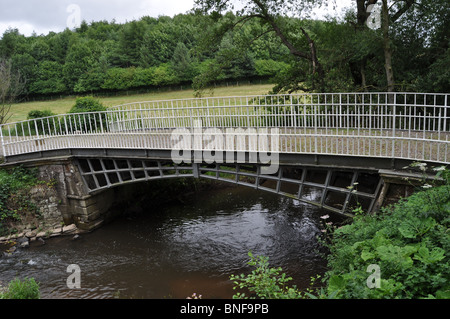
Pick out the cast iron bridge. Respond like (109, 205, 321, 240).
(1, 92, 448, 217)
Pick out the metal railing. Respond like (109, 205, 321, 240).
(1, 92, 449, 164)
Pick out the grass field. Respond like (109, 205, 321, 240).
(7, 83, 275, 123)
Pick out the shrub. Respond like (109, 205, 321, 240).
(63, 97, 107, 133)
(69, 96, 106, 114)
(230, 251, 303, 299)
(0, 278, 40, 299)
(13, 109, 57, 136)
(324, 166, 450, 299)
(27, 109, 56, 120)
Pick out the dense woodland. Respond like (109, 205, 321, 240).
(0, 0, 448, 101)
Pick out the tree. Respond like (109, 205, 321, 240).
(31, 61, 66, 95)
(381, 0, 395, 93)
(10, 53, 37, 95)
(63, 39, 101, 91)
(194, 0, 327, 92)
(139, 19, 183, 68)
(118, 20, 148, 67)
(74, 55, 109, 93)
(0, 28, 26, 58)
(172, 42, 194, 82)
(352, 0, 422, 92)
(0, 58, 25, 124)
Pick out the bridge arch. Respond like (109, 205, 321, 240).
(74, 155, 385, 218)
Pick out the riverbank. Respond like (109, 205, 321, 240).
(0, 223, 84, 252)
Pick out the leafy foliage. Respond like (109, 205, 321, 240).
(0, 278, 40, 299)
(63, 97, 108, 133)
(69, 96, 106, 113)
(230, 251, 339, 299)
(1, 1, 448, 98)
(232, 167, 450, 300)
(27, 109, 56, 119)
(324, 167, 450, 299)
(0, 166, 40, 235)
(230, 251, 303, 299)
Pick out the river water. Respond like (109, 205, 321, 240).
(0, 184, 343, 299)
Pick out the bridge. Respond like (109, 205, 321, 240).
(0, 92, 448, 230)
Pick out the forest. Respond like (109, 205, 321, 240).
(0, 0, 448, 103)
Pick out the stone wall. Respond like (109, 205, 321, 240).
(0, 169, 79, 245)
(0, 158, 116, 244)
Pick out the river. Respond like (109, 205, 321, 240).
(0, 183, 345, 299)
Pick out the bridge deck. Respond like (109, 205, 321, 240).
(1, 128, 448, 164)
(1, 92, 449, 165)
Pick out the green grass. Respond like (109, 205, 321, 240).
(8, 84, 275, 123)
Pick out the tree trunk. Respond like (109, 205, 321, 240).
(352, 0, 378, 90)
(361, 61, 367, 90)
(300, 27, 325, 92)
(382, 0, 395, 93)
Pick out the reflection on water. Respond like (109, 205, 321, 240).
(0, 185, 335, 299)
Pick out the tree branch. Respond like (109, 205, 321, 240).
(391, 0, 415, 22)
(251, 0, 311, 60)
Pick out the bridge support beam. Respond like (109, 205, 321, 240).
(373, 169, 436, 212)
(1, 155, 437, 234)
(73, 157, 388, 217)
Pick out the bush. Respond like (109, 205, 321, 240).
(230, 251, 303, 299)
(0, 278, 40, 299)
(69, 96, 106, 114)
(63, 97, 107, 133)
(324, 166, 450, 299)
(27, 109, 56, 120)
(13, 109, 57, 136)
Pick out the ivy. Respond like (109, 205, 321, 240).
(0, 166, 40, 235)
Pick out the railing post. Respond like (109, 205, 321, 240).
(246, 96, 250, 128)
(314, 102, 318, 153)
(0, 124, 5, 158)
(444, 94, 448, 133)
(34, 119, 40, 152)
(392, 93, 396, 158)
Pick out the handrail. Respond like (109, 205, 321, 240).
(0, 92, 448, 164)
